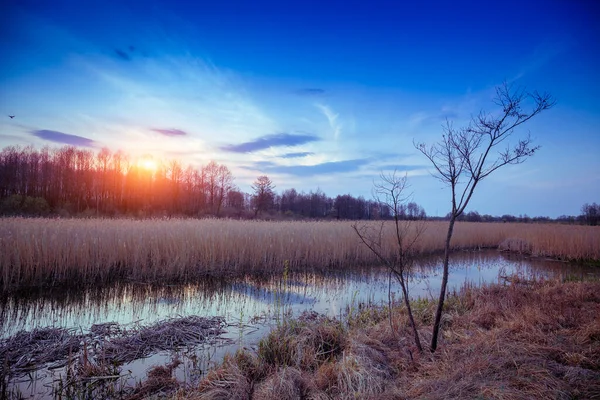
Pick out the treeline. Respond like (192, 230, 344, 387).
(2, 145, 594, 224)
(0, 145, 426, 220)
(446, 206, 599, 226)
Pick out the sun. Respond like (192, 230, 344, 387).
(138, 157, 158, 172)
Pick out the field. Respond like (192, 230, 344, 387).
(1, 217, 599, 292)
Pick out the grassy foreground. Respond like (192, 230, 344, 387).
(174, 278, 600, 400)
(1, 218, 599, 291)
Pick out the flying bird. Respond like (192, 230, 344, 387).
(8, 115, 15, 119)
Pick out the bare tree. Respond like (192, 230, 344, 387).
(252, 175, 275, 217)
(215, 164, 234, 217)
(415, 82, 555, 352)
(581, 203, 599, 226)
(352, 171, 425, 353)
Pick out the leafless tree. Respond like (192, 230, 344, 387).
(581, 202, 599, 226)
(352, 171, 425, 353)
(252, 175, 275, 217)
(215, 164, 234, 217)
(415, 82, 555, 352)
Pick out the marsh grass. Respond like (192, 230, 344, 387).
(1, 218, 598, 291)
(187, 279, 600, 400)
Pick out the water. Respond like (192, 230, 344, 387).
(1, 250, 597, 398)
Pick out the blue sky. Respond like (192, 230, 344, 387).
(1, 0, 599, 217)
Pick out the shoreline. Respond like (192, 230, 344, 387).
(3, 277, 598, 399)
(182, 277, 600, 400)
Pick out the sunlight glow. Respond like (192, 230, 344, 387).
(138, 157, 158, 172)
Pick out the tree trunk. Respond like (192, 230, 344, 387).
(397, 270, 423, 352)
(430, 216, 456, 352)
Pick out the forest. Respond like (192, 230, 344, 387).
(0, 145, 423, 220)
(1, 144, 596, 225)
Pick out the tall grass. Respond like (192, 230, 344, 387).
(1, 218, 598, 290)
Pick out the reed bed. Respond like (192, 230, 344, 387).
(1, 217, 599, 291)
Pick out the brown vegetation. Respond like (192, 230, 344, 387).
(0, 315, 228, 399)
(1, 218, 599, 291)
(182, 279, 600, 399)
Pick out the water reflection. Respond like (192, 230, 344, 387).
(2, 250, 596, 340)
(1, 250, 598, 399)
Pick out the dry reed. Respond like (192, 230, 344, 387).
(126, 358, 182, 400)
(0, 327, 81, 377)
(186, 279, 600, 400)
(100, 316, 228, 365)
(1, 218, 599, 291)
(0, 316, 227, 382)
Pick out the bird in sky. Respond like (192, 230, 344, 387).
(8, 115, 15, 119)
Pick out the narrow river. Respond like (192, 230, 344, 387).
(1, 250, 597, 399)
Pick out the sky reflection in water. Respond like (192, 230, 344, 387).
(1, 250, 596, 339)
(2, 250, 598, 399)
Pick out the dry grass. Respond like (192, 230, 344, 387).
(397, 280, 600, 399)
(0, 327, 81, 377)
(126, 358, 182, 400)
(256, 313, 346, 372)
(1, 217, 599, 290)
(183, 279, 600, 400)
(99, 316, 228, 365)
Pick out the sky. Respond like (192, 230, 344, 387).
(0, 0, 599, 218)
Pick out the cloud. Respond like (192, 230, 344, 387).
(280, 152, 314, 158)
(316, 103, 341, 140)
(114, 48, 131, 61)
(513, 41, 569, 81)
(244, 159, 371, 177)
(379, 164, 427, 173)
(113, 45, 143, 61)
(32, 130, 95, 147)
(296, 88, 325, 96)
(244, 158, 427, 177)
(163, 149, 203, 156)
(152, 128, 187, 137)
(221, 132, 320, 153)
(438, 111, 458, 120)
(409, 110, 460, 127)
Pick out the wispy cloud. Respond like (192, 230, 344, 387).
(513, 41, 569, 81)
(114, 49, 131, 61)
(0, 134, 31, 143)
(80, 52, 280, 152)
(378, 164, 427, 173)
(409, 109, 459, 128)
(244, 158, 371, 177)
(316, 103, 341, 140)
(32, 130, 95, 147)
(152, 128, 187, 137)
(113, 45, 141, 62)
(280, 152, 314, 158)
(296, 88, 325, 96)
(221, 132, 320, 153)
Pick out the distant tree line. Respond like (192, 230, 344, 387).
(0, 145, 425, 220)
(579, 203, 599, 226)
(1, 145, 594, 224)
(441, 206, 598, 225)
(0, 145, 238, 218)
